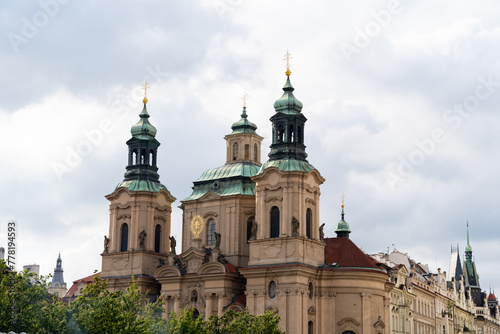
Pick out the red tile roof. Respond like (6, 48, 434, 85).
(64, 272, 100, 298)
(324, 237, 382, 270)
(488, 292, 497, 300)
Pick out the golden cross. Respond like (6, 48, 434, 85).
(283, 50, 292, 76)
(341, 193, 345, 208)
(241, 92, 249, 107)
(143, 81, 150, 104)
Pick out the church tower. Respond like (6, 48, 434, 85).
(48, 253, 67, 297)
(180, 101, 263, 266)
(101, 86, 176, 297)
(463, 223, 483, 306)
(242, 54, 326, 333)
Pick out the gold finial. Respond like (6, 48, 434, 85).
(283, 50, 292, 76)
(241, 91, 249, 107)
(142, 81, 150, 104)
(341, 193, 345, 208)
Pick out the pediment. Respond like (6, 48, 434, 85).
(308, 306, 317, 315)
(154, 265, 182, 278)
(198, 262, 226, 275)
(181, 247, 206, 273)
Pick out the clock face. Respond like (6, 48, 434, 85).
(190, 215, 204, 239)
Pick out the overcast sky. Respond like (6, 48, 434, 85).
(1, 1, 499, 292)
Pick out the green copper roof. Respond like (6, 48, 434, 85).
(231, 106, 258, 134)
(273, 76, 303, 114)
(183, 162, 260, 201)
(465, 223, 472, 252)
(131, 104, 157, 139)
(116, 179, 167, 193)
(259, 158, 316, 174)
(335, 206, 351, 237)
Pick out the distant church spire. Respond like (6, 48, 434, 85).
(51, 253, 65, 285)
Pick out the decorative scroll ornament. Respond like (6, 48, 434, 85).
(190, 215, 204, 239)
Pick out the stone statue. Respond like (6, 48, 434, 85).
(157, 257, 166, 268)
(173, 256, 187, 270)
(202, 252, 211, 264)
(250, 220, 257, 240)
(169, 236, 176, 254)
(319, 223, 325, 241)
(104, 235, 109, 254)
(214, 232, 221, 250)
(138, 230, 146, 250)
(292, 217, 300, 236)
(217, 253, 228, 264)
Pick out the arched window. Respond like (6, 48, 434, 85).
(268, 281, 277, 299)
(308, 282, 314, 299)
(192, 308, 200, 319)
(120, 223, 128, 252)
(207, 219, 216, 246)
(140, 149, 146, 164)
(245, 144, 249, 160)
(277, 124, 285, 143)
(289, 125, 294, 142)
(253, 144, 258, 161)
(133, 149, 138, 165)
(270, 206, 280, 238)
(306, 208, 312, 238)
(150, 150, 156, 166)
(154, 224, 161, 253)
(308, 321, 314, 334)
(233, 142, 239, 160)
(297, 126, 303, 144)
(247, 217, 254, 241)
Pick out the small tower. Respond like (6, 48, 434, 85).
(335, 195, 351, 238)
(48, 253, 67, 297)
(101, 84, 176, 298)
(243, 52, 326, 334)
(180, 98, 263, 266)
(463, 223, 483, 306)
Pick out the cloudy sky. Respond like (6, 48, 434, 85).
(1, 1, 499, 291)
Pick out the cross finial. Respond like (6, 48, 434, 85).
(143, 81, 150, 104)
(283, 50, 292, 76)
(241, 91, 249, 108)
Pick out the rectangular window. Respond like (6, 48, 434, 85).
(245, 144, 249, 159)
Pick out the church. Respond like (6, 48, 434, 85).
(100, 62, 391, 334)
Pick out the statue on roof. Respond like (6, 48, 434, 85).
(214, 232, 221, 250)
(292, 217, 300, 236)
(170, 236, 177, 254)
(104, 235, 109, 254)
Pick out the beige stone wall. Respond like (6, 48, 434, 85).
(181, 194, 256, 267)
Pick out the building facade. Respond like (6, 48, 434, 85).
(101, 70, 395, 333)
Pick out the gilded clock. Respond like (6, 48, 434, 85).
(190, 215, 204, 239)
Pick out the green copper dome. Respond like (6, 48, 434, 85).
(131, 104, 157, 139)
(335, 206, 351, 237)
(273, 76, 303, 114)
(231, 106, 258, 134)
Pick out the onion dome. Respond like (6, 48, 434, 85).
(231, 106, 258, 134)
(131, 103, 157, 139)
(273, 76, 303, 114)
(335, 200, 351, 238)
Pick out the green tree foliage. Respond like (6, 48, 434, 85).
(67, 275, 167, 334)
(0, 260, 283, 334)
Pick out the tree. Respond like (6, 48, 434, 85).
(0, 260, 283, 334)
(67, 275, 168, 334)
(0, 260, 63, 333)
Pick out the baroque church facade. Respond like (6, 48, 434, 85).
(101, 69, 393, 334)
